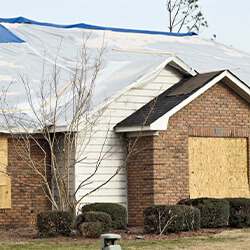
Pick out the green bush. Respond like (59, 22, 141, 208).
(81, 203, 127, 229)
(224, 198, 250, 228)
(75, 211, 112, 233)
(143, 205, 200, 234)
(80, 222, 102, 238)
(178, 198, 230, 228)
(37, 211, 73, 237)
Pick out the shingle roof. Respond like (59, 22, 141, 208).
(115, 71, 223, 128)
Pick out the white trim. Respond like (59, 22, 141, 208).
(0, 127, 36, 134)
(169, 57, 196, 76)
(221, 71, 250, 102)
(114, 125, 151, 133)
(149, 116, 169, 131)
(126, 131, 159, 138)
(47, 125, 69, 133)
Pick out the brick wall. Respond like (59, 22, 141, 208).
(127, 81, 250, 226)
(0, 138, 51, 229)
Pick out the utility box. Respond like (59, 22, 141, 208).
(100, 234, 121, 250)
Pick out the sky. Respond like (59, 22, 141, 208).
(1, 0, 250, 53)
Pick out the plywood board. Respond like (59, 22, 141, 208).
(0, 177, 11, 209)
(0, 135, 11, 208)
(189, 137, 249, 199)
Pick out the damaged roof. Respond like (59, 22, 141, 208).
(0, 17, 250, 127)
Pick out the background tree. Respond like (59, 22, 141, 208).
(166, 0, 208, 33)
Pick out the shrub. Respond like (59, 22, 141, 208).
(143, 205, 200, 234)
(178, 198, 230, 228)
(224, 198, 250, 228)
(75, 213, 85, 231)
(75, 211, 112, 233)
(81, 203, 127, 229)
(37, 211, 73, 237)
(80, 222, 102, 238)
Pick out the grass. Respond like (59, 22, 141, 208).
(0, 242, 99, 250)
(0, 229, 250, 250)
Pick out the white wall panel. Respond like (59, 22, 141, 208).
(75, 66, 182, 211)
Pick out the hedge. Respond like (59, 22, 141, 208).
(37, 211, 73, 237)
(143, 205, 200, 234)
(224, 198, 250, 228)
(178, 198, 230, 228)
(75, 211, 112, 233)
(80, 222, 102, 238)
(81, 203, 127, 229)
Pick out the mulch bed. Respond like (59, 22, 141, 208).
(0, 227, 231, 243)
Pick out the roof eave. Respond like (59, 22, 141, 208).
(114, 125, 151, 133)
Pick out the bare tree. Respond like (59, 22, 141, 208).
(166, 0, 208, 33)
(0, 34, 156, 215)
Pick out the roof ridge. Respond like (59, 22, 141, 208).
(0, 16, 197, 37)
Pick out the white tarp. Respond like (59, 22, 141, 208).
(0, 21, 250, 128)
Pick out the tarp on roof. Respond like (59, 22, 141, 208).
(0, 17, 197, 36)
(0, 18, 249, 128)
(0, 24, 24, 43)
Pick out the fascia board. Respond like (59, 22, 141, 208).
(150, 70, 250, 131)
(222, 71, 250, 102)
(47, 125, 69, 133)
(114, 125, 151, 133)
(126, 131, 159, 138)
(0, 127, 38, 134)
(170, 57, 197, 76)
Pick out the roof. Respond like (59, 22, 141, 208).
(0, 17, 250, 128)
(115, 71, 222, 128)
(115, 70, 250, 132)
(0, 17, 197, 36)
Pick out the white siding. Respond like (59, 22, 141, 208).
(75, 65, 182, 211)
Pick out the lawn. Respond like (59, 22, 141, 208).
(0, 229, 250, 250)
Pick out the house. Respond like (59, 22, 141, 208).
(0, 17, 249, 228)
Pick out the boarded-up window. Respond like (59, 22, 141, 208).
(0, 135, 11, 209)
(189, 137, 249, 199)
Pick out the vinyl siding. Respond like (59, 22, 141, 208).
(75, 65, 183, 211)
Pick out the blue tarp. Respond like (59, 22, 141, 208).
(0, 23, 25, 43)
(0, 16, 197, 37)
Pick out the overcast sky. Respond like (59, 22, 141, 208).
(1, 0, 250, 53)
